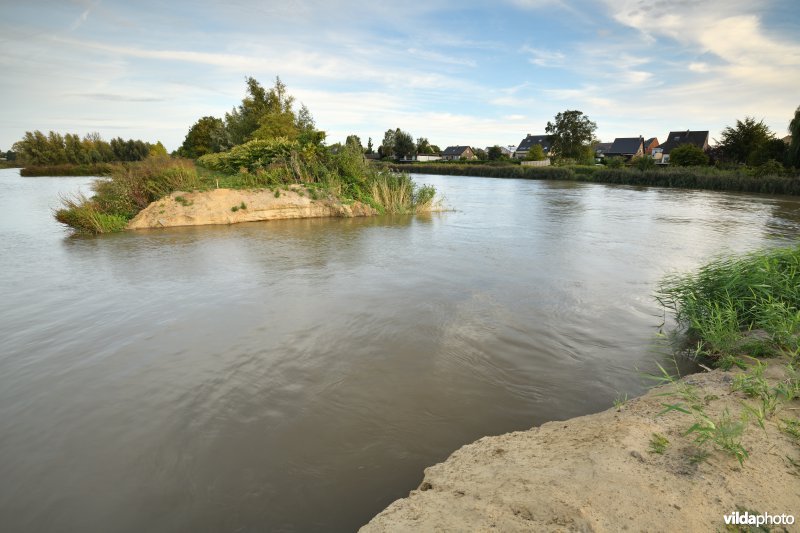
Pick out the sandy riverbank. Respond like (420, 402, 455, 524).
(126, 186, 378, 230)
(362, 361, 800, 532)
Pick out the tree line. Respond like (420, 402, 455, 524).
(12, 131, 167, 166)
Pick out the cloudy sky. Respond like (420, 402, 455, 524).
(2, 0, 799, 152)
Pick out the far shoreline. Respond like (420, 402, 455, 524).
(392, 162, 800, 196)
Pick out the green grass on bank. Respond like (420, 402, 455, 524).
(20, 163, 119, 177)
(398, 163, 800, 196)
(649, 245, 800, 466)
(54, 141, 436, 235)
(657, 245, 800, 362)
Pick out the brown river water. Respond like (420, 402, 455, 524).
(1, 168, 799, 532)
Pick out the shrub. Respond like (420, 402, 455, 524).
(752, 159, 785, 178)
(669, 144, 709, 166)
(634, 155, 656, 171)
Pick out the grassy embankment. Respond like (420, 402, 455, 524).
(652, 245, 800, 465)
(55, 138, 436, 235)
(397, 163, 800, 196)
(20, 163, 118, 177)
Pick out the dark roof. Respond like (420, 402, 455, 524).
(594, 142, 613, 153)
(516, 134, 552, 152)
(644, 137, 658, 148)
(606, 137, 643, 156)
(442, 145, 471, 156)
(659, 130, 709, 154)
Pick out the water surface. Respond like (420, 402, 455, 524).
(1, 168, 799, 532)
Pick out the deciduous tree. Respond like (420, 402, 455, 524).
(179, 116, 225, 158)
(526, 144, 546, 161)
(545, 110, 597, 160)
(789, 105, 800, 168)
(378, 129, 396, 159)
(393, 129, 415, 158)
(487, 145, 504, 160)
(416, 137, 433, 154)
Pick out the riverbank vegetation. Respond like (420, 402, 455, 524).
(12, 130, 167, 175)
(54, 77, 435, 235)
(652, 245, 800, 465)
(658, 245, 800, 364)
(396, 162, 800, 195)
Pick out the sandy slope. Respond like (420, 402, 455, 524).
(362, 362, 800, 532)
(126, 186, 377, 229)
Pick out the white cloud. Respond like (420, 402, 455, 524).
(521, 46, 566, 67)
(688, 62, 710, 73)
(406, 48, 477, 67)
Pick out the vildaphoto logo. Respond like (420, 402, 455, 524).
(723, 510, 795, 527)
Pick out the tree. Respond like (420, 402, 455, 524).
(149, 141, 168, 158)
(179, 116, 225, 158)
(378, 129, 396, 158)
(366, 137, 374, 155)
(295, 104, 324, 147)
(345, 135, 363, 151)
(64, 133, 87, 164)
(526, 144, 546, 161)
(545, 110, 597, 160)
(487, 145, 504, 160)
(394, 129, 415, 158)
(473, 147, 487, 160)
(13, 130, 61, 165)
(748, 138, 787, 167)
(718, 117, 774, 164)
(416, 137, 433, 154)
(222, 76, 300, 146)
(669, 144, 709, 166)
(789, 105, 800, 168)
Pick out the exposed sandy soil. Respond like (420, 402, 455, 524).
(362, 361, 800, 532)
(126, 186, 377, 230)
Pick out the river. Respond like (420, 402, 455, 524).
(1, 168, 799, 532)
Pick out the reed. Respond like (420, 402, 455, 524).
(657, 245, 800, 358)
(399, 163, 800, 196)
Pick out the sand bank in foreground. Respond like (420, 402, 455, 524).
(362, 361, 799, 532)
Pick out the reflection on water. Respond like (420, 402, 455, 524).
(1, 168, 799, 532)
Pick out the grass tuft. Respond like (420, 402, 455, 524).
(657, 245, 800, 363)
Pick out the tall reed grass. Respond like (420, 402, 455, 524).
(21, 163, 117, 177)
(657, 245, 800, 358)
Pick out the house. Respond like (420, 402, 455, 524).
(486, 146, 514, 158)
(397, 153, 442, 162)
(605, 137, 644, 160)
(441, 146, 476, 161)
(514, 134, 552, 159)
(594, 142, 613, 155)
(643, 137, 659, 154)
(594, 142, 613, 163)
(655, 130, 709, 164)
